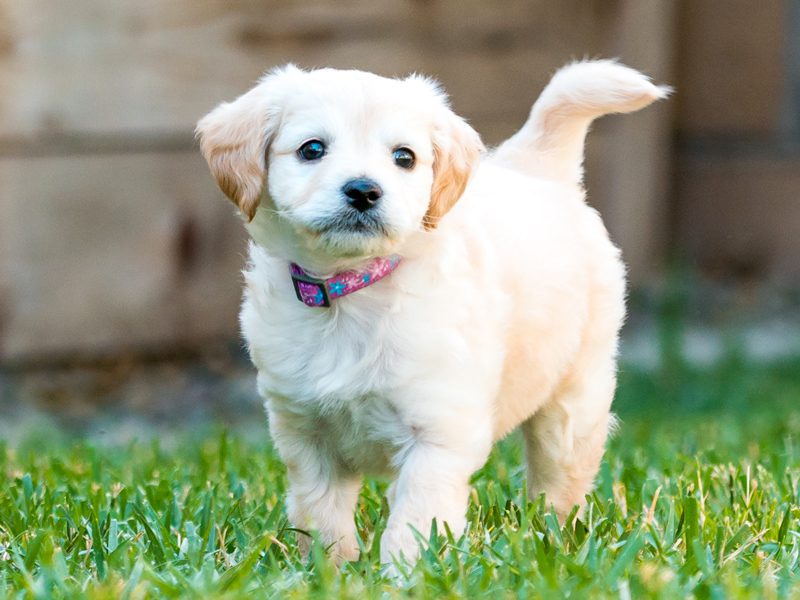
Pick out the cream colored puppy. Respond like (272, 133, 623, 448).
(197, 60, 668, 565)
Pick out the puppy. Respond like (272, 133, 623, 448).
(196, 60, 668, 565)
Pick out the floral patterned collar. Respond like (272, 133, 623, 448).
(289, 255, 402, 307)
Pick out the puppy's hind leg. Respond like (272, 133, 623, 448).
(522, 350, 618, 521)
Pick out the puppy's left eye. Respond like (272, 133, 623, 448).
(297, 139, 326, 161)
(392, 147, 415, 169)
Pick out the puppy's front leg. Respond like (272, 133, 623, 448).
(268, 409, 361, 563)
(285, 466, 362, 564)
(380, 435, 490, 565)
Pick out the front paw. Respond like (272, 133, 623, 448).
(297, 532, 360, 566)
(379, 522, 422, 566)
(329, 536, 360, 565)
(379, 512, 468, 567)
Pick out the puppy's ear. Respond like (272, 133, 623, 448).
(196, 67, 296, 221)
(424, 111, 484, 230)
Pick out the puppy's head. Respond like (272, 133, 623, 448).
(196, 66, 483, 258)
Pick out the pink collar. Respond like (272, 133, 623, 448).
(290, 255, 402, 307)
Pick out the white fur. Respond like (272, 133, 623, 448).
(196, 60, 668, 566)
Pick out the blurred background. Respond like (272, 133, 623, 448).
(0, 0, 798, 434)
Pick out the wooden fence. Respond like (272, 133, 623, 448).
(5, 0, 792, 364)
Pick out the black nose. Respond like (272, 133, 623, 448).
(342, 178, 383, 212)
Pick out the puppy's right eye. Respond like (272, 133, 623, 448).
(297, 140, 326, 161)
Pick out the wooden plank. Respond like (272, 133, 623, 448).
(0, 0, 416, 139)
(675, 0, 787, 137)
(0, 0, 677, 363)
(0, 151, 246, 363)
(675, 152, 800, 281)
(0, 0, 615, 143)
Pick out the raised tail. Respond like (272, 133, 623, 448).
(490, 60, 671, 185)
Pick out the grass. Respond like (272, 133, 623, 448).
(1, 350, 799, 598)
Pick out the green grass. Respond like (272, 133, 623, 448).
(1, 354, 799, 598)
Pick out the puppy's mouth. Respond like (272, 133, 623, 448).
(306, 209, 390, 238)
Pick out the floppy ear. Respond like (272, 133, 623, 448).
(424, 112, 484, 230)
(196, 68, 294, 221)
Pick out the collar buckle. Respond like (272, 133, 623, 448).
(291, 272, 331, 307)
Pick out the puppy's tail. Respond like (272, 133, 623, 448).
(490, 60, 671, 186)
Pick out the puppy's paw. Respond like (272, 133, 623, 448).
(380, 559, 408, 583)
(295, 530, 312, 561)
(379, 523, 421, 566)
(329, 537, 360, 565)
(294, 531, 359, 566)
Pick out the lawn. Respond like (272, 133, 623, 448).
(1, 350, 799, 598)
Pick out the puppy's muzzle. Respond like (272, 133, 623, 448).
(342, 178, 383, 212)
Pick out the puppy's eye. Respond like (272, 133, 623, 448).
(297, 140, 326, 161)
(392, 147, 415, 169)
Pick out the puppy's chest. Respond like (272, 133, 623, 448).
(252, 307, 404, 404)
(249, 301, 423, 473)
(306, 394, 411, 474)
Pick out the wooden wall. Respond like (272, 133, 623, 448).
(0, 0, 675, 364)
(673, 0, 800, 283)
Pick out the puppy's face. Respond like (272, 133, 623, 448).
(197, 67, 483, 259)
